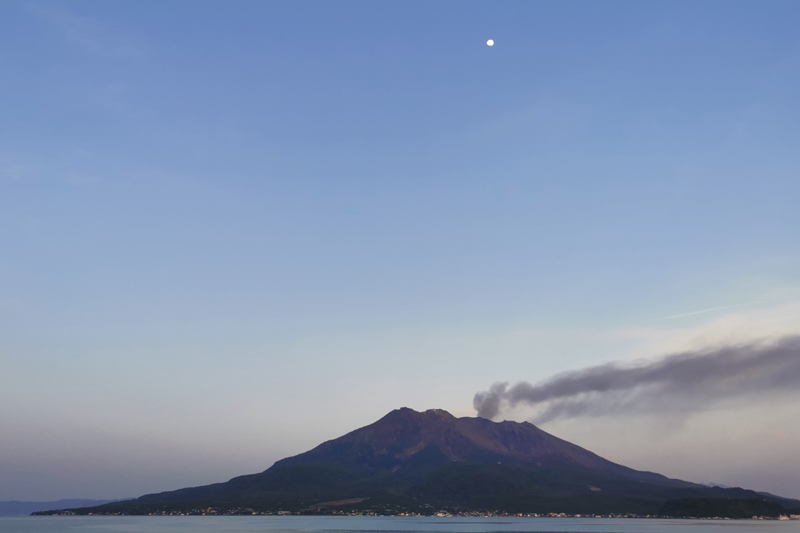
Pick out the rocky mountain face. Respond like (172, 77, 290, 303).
(274, 408, 684, 485)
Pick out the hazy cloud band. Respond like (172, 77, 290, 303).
(473, 336, 800, 423)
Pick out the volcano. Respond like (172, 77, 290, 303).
(44, 408, 800, 517)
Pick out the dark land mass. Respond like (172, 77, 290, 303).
(0, 499, 116, 516)
(34, 408, 800, 518)
(657, 498, 789, 519)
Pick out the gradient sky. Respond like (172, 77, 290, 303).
(2, 0, 800, 501)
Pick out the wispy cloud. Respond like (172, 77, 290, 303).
(662, 303, 750, 320)
(0, 154, 38, 183)
(81, 81, 158, 122)
(30, 4, 145, 59)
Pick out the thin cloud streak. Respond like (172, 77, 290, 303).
(662, 303, 748, 320)
(29, 4, 144, 59)
(473, 336, 800, 423)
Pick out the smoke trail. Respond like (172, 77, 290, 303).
(473, 335, 800, 423)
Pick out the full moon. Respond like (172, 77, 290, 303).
(486, 39, 494, 47)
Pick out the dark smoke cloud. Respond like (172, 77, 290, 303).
(473, 336, 800, 423)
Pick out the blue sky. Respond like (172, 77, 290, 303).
(1, 1, 800, 500)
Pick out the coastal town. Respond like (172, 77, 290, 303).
(36, 507, 800, 520)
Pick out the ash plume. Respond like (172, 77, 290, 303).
(473, 336, 800, 423)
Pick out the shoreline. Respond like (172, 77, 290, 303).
(31, 511, 800, 520)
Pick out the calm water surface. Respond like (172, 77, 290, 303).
(1, 516, 798, 533)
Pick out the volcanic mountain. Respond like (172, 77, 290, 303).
(50, 408, 800, 517)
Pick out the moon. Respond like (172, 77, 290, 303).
(486, 39, 494, 47)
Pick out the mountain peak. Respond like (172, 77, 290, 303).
(279, 407, 634, 475)
(380, 407, 454, 419)
(53, 406, 800, 517)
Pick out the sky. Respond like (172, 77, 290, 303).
(1, 0, 800, 501)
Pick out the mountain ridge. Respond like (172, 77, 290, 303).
(0, 499, 118, 516)
(36, 408, 800, 517)
(272, 407, 690, 487)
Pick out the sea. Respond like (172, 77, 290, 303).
(1, 516, 798, 533)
